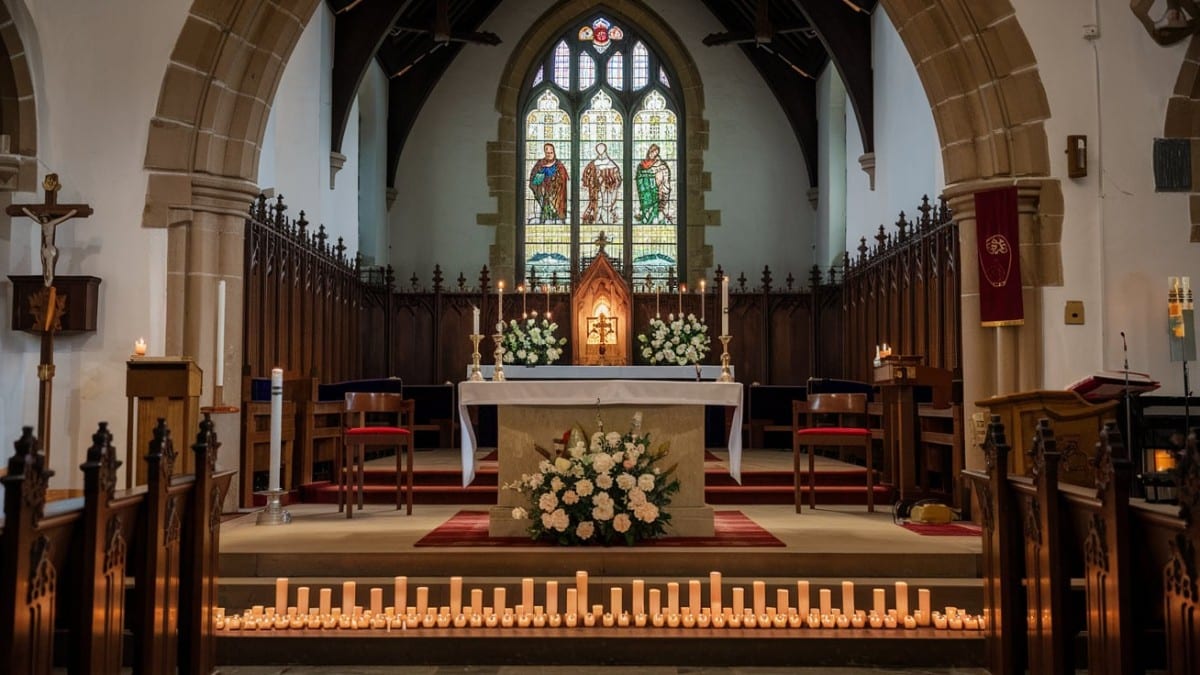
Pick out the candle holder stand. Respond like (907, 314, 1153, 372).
(492, 332, 507, 382)
(469, 334, 484, 381)
(718, 335, 734, 383)
(256, 488, 292, 525)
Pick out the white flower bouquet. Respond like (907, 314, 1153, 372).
(504, 412, 680, 546)
(637, 313, 711, 365)
(502, 313, 567, 365)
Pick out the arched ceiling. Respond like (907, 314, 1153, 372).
(327, 0, 877, 189)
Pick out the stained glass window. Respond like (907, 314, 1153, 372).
(519, 16, 683, 286)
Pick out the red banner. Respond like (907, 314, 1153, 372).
(974, 187, 1023, 327)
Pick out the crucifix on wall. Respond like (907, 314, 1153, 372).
(6, 173, 94, 464)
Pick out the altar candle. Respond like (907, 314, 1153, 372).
(699, 280, 706, 321)
(895, 581, 909, 618)
(819, 588, 831, 615)
(611, 587, 622, 616)
(544, 284, 551, 314)
(544, 581, 558, 615)
(632, 579, 644, 615)
(274, 578, 288, 615)
(450, 576, 463, 615)
(497, 281, 504, 328)
(521, 578, 533, 615)
(370, 588, 383, 616)
(319, 588, 332, 615)
(471, 588, 483, 616)
(415, 587, 428, 615)
(649, 588, 661, 615)
(297, 587, 310, 615)
(576, 571, 588, 615)
(493, 587, 505, 614)
(216, 279, 226, 386)
(689, 580, 701, 615)
(797, 581, 810, 616)
(709, 572, 722, 614)
(394, 577, 407, 615)
(520, 284, 527, 317)
(269, 367, 283, 491)
(732, 587, 744, 615)
(873, 588, 886, 617)
(678, 283, 685, 316)
(777, 589, 789, 616)
(720, 277, 729, 335)
(566, 588, 577, 616)
(918, 588, 931, 626)
(472, 307, 480, 335)
(655, 285, 661, 318)
(752, 581, 766, 616)
(667, 582, 679, 615)
(842, 581, 855, 616)
(342, 581, 356, 617)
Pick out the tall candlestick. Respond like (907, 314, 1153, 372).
(319, 588, 332, 616)
(370, 588, 383, 615)
(546, 581, 558, 615)
(274, 577, 288, 615)
(667, 582, 679, 614)
(611, 587, 622, 616)
(472, 306, 480, 335)
(297, 587, 310, 615)
(678, 283, 685, 316)
(709, 572, 722, 614)
(797, 581, 810, 616)
(689, 580, 701, 615)
(649, 588, 661, 616)
(632, 579, 645, 615)
(450, 576, 463, 615)
(576, 571, 588, 615)
(497, 281, 504, 328)
(394, 576, 407, 616)
(895, 581, 908, 618)
(732, 587, 744, 615)
(342, 581, 356, 617)
(522, 578, 534, 614)
(753, 581, 766, 616)
(269, 367, 283, 492)
(699, 280, 706, 322)
(216, 279, 226, 386)
(842, 581, 855, 616)
(721, 277, 729, 335)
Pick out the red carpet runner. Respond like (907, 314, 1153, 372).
(415, 510, 785, 547)
(899, 522, 981, 537)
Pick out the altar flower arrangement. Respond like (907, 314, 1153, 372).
(504, 411, 680, 546)
(502, 312, 567, 366)
(637, 313, 711, 366)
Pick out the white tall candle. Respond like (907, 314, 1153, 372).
(216, 279, 226, 386)
(450, 577, 463, 615)
(753, 581, 766, 615)
(576, 571, 588, 615)
(649, 588, 661, 615)
(493, 587, 505, 614)
(819, 588, 831, 615)
(842, 581, 855, 615)
(678, 283, 684, 316)
(522, 578, 534, 613)
(416, 587, 429, 615)
(918, 588, 930, 626)
(269, 367, 283, 491)
(797, 581, 810, 615)
(700, 280, 706, 321)
(497, 281, 504, 327)
(546, 581, 558, 615)
(709, 572, 722, 614)
(297, 586, 310, 615)
(655, 286, 661, 318)
(732, 587, 744, 615)
(472, 306, 480, 335)
(777, 589, 789, 615)
(274, 577, 288, 615)
(689, 580, 701, 614)
(566, 588, 577, 616)
(342, 581, 356, 616)
(632, 579, 644, 615)
(471, 588, 483, 616)
(895, 581, 909, 618)
(720, 277, 729, 335)
(611, 587, 622, 616)
(370, 588, 383, 615)
(319, 588, 332, 615)
(667, 582, 679, 614)
(873, 588, 886, 616)
(394, 576, 407, 615)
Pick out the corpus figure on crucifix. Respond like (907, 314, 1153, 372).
(6, 173, 93, 463)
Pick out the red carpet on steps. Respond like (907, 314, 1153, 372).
(415, 510, 785, 547)
(899, 522, 981, 537)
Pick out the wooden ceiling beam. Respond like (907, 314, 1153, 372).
(791, 0, 874, 153)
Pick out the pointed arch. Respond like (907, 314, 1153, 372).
(0, 1, 38, 191)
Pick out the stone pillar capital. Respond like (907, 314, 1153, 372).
(942, 180, 1045, 221)
(189, 174, 261, 219)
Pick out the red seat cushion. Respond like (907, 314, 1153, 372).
(346, 426, 411, 436)
(796, 427, 871, 437)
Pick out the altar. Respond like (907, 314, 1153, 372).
(458, 379, 743, 537)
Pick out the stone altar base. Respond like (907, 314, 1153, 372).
(489, 404, 715, 537)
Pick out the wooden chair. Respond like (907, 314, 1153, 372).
(793, 393, 874, 513)
(340, 393, 415, 518)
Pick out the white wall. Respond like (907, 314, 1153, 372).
(844, 7, 943, 252)
(817, 67, 848, 269)
(391, 0, 813, 286)
(0, 0, 192, 489)
(357, 63, 390, 266)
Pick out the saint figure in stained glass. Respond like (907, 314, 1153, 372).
(529, 142, 569, 223)
(582, 142, 622, 225)
(636, 143, 672, 224)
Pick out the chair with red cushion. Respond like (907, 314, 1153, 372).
(793, 393, 874, 513)
(341, 392, 415, 518)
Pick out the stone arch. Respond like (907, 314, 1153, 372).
(142, 0, 321, 393)
(0, 0, 38, 191)
(1164, 35, 1200, 242)
(480, 0, 715, 286)
(878, 0, 1061, 465)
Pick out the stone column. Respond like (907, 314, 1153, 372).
(945, 181, 1045, 471)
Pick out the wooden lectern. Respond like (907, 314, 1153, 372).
(977, 390, 1117, 485)
(874, 355, 953, 502)
(126, 358, 202, 485)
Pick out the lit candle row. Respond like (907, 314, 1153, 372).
(219, 576, 985, 633)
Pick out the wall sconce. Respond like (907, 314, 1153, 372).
(1067, 135, 1087, 178)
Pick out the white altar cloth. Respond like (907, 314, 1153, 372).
(467, 364, 733, 380)
(458, 380, 743, 486)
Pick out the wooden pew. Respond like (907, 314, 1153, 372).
(1, 416, 234, 674)
(966, 414, 1196, 674)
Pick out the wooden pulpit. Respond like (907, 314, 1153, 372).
(126, 358, 202, 485)
(976, 390, 1117, 485)
(873, 355, 953, 502)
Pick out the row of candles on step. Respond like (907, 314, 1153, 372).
(215, 572, 985, 632)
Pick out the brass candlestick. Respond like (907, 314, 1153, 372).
(718, 335, 734, 382)
(492, 331, 506, 381)
(469, 334, 484, 381)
